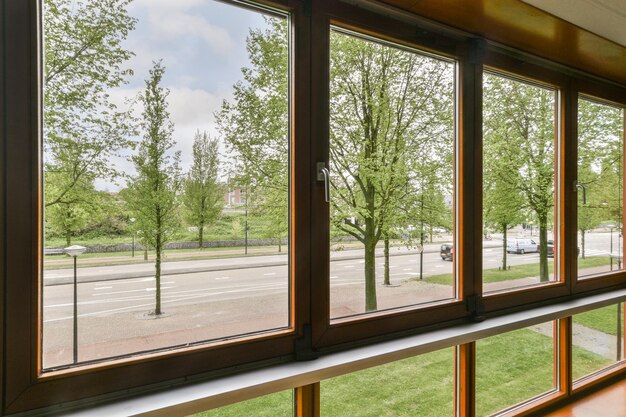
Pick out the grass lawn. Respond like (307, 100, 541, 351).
(572, 303, 624, 336)
(195, 329, 610, 417)
(572, 343, 616, 381)
(423, 256, 610, 286)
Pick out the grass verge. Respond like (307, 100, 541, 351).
(423, 256, 611, 285)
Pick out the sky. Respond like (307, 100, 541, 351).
(98, 0, 283, 190)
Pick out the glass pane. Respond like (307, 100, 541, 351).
(577, 98, 624, 279)
(476, 323, 556, 416)
(190, 390, 293, 417)
(43, 0, 290, 368)
(320, 348, 454, 417)
(328, 28, 456, 318)
(482, 72, 557, 293)
(572, 303, 625, 381)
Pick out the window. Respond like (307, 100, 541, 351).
(320, 348, 454, 416)
(577, 98, 625, 279)
(475, 322, 557, 415)
(328, 28, 457, 319)
(4, 0, 626, 415)
(572, 302, 625, 382)
(41, 0, 291, 369)
(482, 71, 558, 293)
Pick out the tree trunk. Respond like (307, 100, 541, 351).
(364, 233, 378, 311)
(539, 215, 549, 282)
(144, 246, 148, 261)
(383, 233, 390, 286)
(502, 223, 508, 270)
(155, 237, 162, 315)
(155, 206, 162, 315)
(66, 231, 71, 246)
(581, 229, 586, 259)
(278, 239, 282, 253)
(198, 224, 204, 250)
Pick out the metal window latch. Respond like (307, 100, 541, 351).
(317, 162, 330, 203)
(574, 181, 587, 205)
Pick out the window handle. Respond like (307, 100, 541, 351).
(575, 181, 587, 205)
(317, 162, 330, 203)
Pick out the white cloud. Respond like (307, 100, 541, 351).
(105, 85, 232, 176)
(131, 0, 235, 56)
(131, 0, 209, 13)
(154, 12, 234, 56)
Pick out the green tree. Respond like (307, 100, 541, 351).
(483, 73, 556, 281)
(483, 119, 525, 270)
(45, 172, 103, 245)
(217, 21, 454, 311)
(578, 99, 624, 258)
(329, 31, 454, 310)
(125, 61, 181, 316)
(183, 131, 223, 249)
(44, 0, 136, 208)
(216, 17, 289, 252)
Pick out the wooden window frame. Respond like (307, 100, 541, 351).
(480, 56, 571, 312)
(2, 0, 313, 414)
(571, 83, 626, 292)
(3, 0, 626, 415)
(309, 0, 470, 350)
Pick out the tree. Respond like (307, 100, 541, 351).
(44, 0, 136, 207)
(183, 131, 223, 249)
(578, 99, 624, 258)
(216, 17, 289, 254)
(125, 61, 181, 316)
(45, 172, 103, 245)
(483, 74, 556, 281)
(329, 31, 454, 310)
(483, 117, 525, 270)
(217, 20, 454, 311)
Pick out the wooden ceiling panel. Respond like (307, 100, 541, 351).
(376, 0, 626, 85)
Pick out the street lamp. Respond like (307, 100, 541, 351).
(129, 217, 136, 257)
(610, 225, 614, 271)
(64, 244, 86, 364)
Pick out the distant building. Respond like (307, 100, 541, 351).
(224, 188, 247, 207)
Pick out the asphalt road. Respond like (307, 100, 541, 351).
(41, 232, 622, 367)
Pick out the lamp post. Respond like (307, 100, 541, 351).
(610, 225, 614, 271)
(129, 217, 136, 257)
(64, 245, 86, 364)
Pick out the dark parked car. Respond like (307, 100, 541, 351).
(440, 243, 453, 261)
(547, 240, 579, 257)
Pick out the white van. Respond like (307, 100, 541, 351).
(506, 238, 538, 254)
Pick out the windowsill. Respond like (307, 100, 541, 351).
(60, 288, 626, 417)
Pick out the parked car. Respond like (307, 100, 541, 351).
(547, 240, 579, 257)
(506, 238, 539, 254)
(440, 243, 453, 261)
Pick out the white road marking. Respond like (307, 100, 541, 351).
(402, 268, 413, 271)
(145, 286, 175, 292)
(263, 273, 277, 276)
(93, 286, 113, 290)
(215, 276, 230, 280)
(344, 265, 355, 268)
